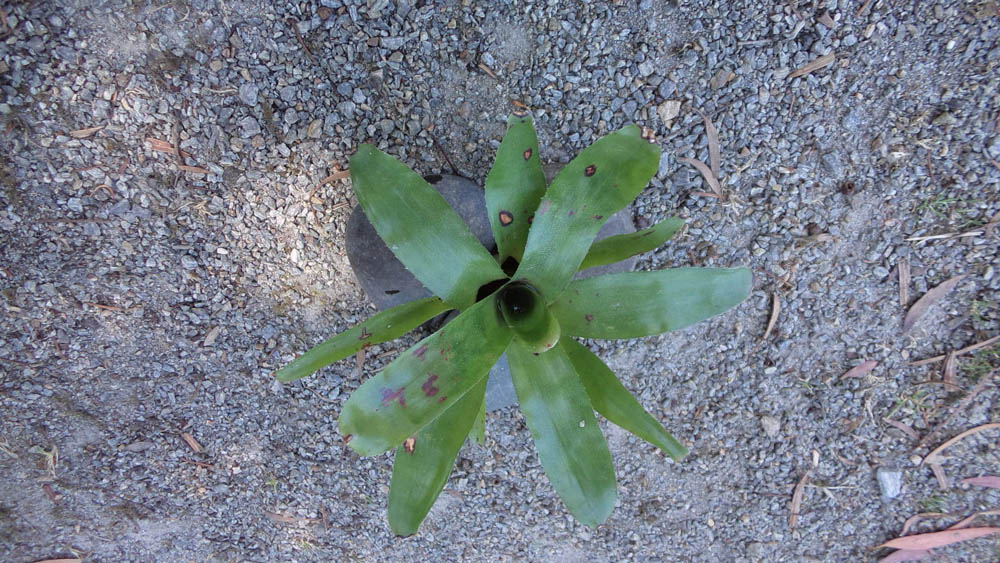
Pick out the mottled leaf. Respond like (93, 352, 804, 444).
(350, 144, 506, 309)
(387, 378, 486, 536)
(338, 295, 511, 455)
(563, 338, 687, 460)
(579, 217, 684, 272)
(515, 126, 660, 302)
(551, 267, 752, 339)
(484, 114, 547, 264)
(507, 340, 616, 527)
(274, 297, 450, 382)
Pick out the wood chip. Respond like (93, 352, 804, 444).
(762, 292, 780, 341)
(355, 347, 365, 380)
(898, 258, 910, 307)
(789, 470, 811, 529)
(787, 53, 836, 80)
(692, 106, 721, 179)
(817, 11, 836, 28)
(477, 62, 498, 80)
(902, 275, 966, 333)
(203, 326, 220, 347)
(69, 126, 104, 138)
(265, 511, 316, 524)
(841, 360, 877, 379)
(679, 157, 724, 199)
(180, 432, 203, 453)
(177, 164, 211, 175)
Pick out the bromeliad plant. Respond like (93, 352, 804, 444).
(275, 115, 751, 535)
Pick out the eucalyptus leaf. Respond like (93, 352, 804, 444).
(551, 267, 753, 339)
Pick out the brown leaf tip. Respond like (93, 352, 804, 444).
(499, 210, 514, 226)
(523, 148, 532, 160)
(344, 434, 353, 444)
(403, 436, 416, 454)
(585, 164, 596, 177)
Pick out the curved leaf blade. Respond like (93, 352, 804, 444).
(469, 391, 486, 445)
(484, 115, 547, 264)
(579, 217, 684, 272)
(563, 338, 687, 461)
(275, 297, 450, 382)
(339, 295, 511, 455)
(350, 144, 506, 309)
(551, 267, 752, 339)
(507, 340, 616, 527)
(388, 378, 486, 536)
(515, 126, 660, 302)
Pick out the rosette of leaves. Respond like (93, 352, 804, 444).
(275, 115, 751, 535)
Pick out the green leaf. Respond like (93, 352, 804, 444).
(339, 295, 511, 455)
(497, 282, 561, 354)
(514, 126, 660, 302)
(469, 392, 486, 445)
(484, 115, 547, 264)
(274, 297, 450, 382)
(579, 217, 684, 272)
(550, 267, 752, 339)
(507, 340, 616, 527)
(388, 377, 486, 536)
(350, 144, 506, 310)
(563, 338, 687, 461)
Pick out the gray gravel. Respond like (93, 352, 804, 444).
(2, 1, 999, 561)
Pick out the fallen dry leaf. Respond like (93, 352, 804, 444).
(679, 157, 723, 198)
(763, 292, 780, 341)
(710, 69, 734, 90)
(962, 476, 1000, 489)
(942, 352, 957, 386)
(69, 126, 104, 139)
(789, 470, 810, 529)
(203, 326, 220, 347)
(692, 106, 721, 179)
(878, 549, 932, 563)
(898, 258, 910, 307)
(841, 360, 877, 379)
(879, 527, 1000, 550)
(903, 275, 966, 333)
(177, 164, 211, 175)
(33, 559, 82, 563)
(180, 432, 203, 453)
(265, 511, 315, 524)
(146, 137, 192, 159)
(930, 463, 950, 490)
(948, 509, 1000, 530)
(319, 169, 350, 185)
(900, 512, 949, 536)
(924, 423, 1000, 466)
(883, 418, 920, 441)
(910, 334, 1000, 366)
(788, 53, 836, 79)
